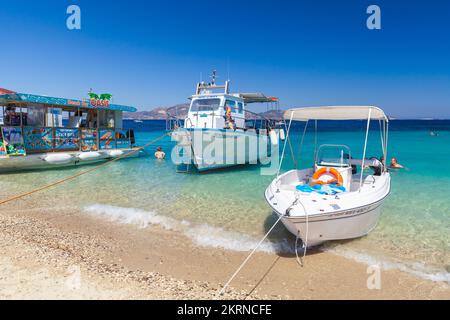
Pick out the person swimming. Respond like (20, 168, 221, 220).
(155, 146, 166, 160)
(389, 157, 404, 169)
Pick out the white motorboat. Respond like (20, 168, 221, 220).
(170, 71, 282, 172)
(265, 106, 391, 247)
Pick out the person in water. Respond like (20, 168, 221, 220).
(390, 157, 404, 169)
(155, 146, 165, 160)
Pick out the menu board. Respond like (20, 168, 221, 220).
(81, 128, 98, 152)
(99, 129, 115, 150)
(1, 127, 26, 156)
(23, 127, 53, 151)
(115, 130, 130, 149)
(55, 128, 79, 150)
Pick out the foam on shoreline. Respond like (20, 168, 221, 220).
(84, 204, 450, 284)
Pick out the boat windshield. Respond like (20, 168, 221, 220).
(316, 145, 352, 168)
(190, 98, 221, 112)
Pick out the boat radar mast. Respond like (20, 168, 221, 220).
(196, 70, 230, 95)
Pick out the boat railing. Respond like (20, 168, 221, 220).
(168, 105, 278, 132)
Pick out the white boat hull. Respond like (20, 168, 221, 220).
(0, 148, 140, 173)
(172, 128, 274, 172)
(265, 169, 390, 247)
(274, 200, 384, 247)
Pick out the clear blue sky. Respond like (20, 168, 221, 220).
(0, 0, 449, 118)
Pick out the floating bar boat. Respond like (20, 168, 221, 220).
(0, 88, 139, 172)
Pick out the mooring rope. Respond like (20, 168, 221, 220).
(0, 132, 169, 206)
(294, 197, 309, 267)
(216, 213, 284, 298)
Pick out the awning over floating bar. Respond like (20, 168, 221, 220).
(284, 106, 388, 121)
(0, 92, 137, 112)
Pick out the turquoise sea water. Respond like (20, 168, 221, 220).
(0, 120, 449, 282)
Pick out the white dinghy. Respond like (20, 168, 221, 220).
(265, 106, 391, 247)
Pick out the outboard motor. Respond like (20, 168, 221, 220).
(127, 129, 136, 146)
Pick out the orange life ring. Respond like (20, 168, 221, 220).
(310, 167, 344, 186)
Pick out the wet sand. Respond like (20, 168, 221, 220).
(0, 200, 449, 300)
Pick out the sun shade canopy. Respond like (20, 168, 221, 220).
(237, 93, 279, 104)
(284, 106, 388, 121)
(0, 92, 137, 112)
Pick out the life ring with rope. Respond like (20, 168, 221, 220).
(310, 167, 344, 186)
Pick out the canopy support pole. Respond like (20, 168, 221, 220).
(295, 120, 309, 169)
(276, 111, 294, 183)
(359, 109, 372, 191)
(384, 121, 389, 172)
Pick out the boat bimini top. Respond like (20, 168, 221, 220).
(278, 105, 390, 192)
(284, 106, 389, 122)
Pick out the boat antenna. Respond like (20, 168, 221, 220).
(227, 57, 230, 81)
(211, 70, 217, 85)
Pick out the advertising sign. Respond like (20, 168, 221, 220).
(23, 127, 53, 151)
(99, 129, 115, 150)
(55, 128, 79, 150)
(1, 127, 26, 156)
(81, 128, 98, 152)
(115, 130, 130, 149)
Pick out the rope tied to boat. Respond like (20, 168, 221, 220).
(216, 213, 285, 298)
(0, 132, 170, 206)
(294, 193, 309, 267)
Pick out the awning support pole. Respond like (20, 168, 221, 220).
(359, 108, 372, 191)
(276, 111, 294, 183)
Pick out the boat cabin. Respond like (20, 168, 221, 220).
(185, 77, 278, 130)
(0, 89, 137, 156)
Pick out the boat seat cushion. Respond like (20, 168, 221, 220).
(296, 184, 346, 195)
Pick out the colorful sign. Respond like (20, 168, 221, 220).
(55, 128, 79, 150)
(1, 127, 26, 156)
(81, 128, 98, 152)
(99, 129, 115, 150)
(81, 128, 97, 140)
(0, 141, 6, 156)
(115, 130, 130, 149)
(0, 130, 6, 156)
(23, 127, 53, 151)
(88, 92, 112, 108)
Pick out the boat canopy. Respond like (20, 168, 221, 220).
(236, 93, 279, 104)
(0, 91, 137, 112)
(284, 106, 388, 122)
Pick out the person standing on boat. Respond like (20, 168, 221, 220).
(224, 105, 234, 129)
(155, 146, 165, 160)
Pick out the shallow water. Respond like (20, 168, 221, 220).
(0, 120, 449, 282)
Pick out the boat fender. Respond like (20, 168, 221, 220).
(269, 130, 278, 146)
(108, 150, 124, 158)
(310, 167, 344, 186)
(43, 153, 73, 165)
(279, 128, 286, 141)
(78, 152, 102, 161)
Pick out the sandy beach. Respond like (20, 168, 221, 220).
(0, 197, 448, 300)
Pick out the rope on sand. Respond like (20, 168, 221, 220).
(216, 214, 284, 298)
(0, 132, 169, 206)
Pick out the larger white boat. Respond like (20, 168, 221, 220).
(265, 106, 390, 247)
(171, 72, 282, 172)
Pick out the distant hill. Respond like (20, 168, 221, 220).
(124, 104, 284, 120)
(123, 103, 190, 120)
